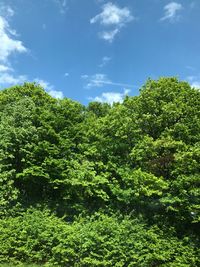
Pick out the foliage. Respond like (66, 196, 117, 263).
(0, 78, 199, 265)
(0, 208, 199, 266)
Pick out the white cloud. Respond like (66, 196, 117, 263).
(90, 2, 133, 42)
(0, 72, 64, 98)
(0, 64, 12, 72)
(0, 6, 28, 88)
(34, 78, 53, 90)
(34, 78, 64, 99)
(0, 69, 64, 99)
(53, 0, 68, 14)
(90, 89, 130, 104)
(91, 2, 133, 26)
(0, 72, 26, 86)
(161, 2, 183, 22)
(0, 4, 15, 18)
(82, 73, 134, 89)
(0, 15, 27, 63)
(99, 56, 111, 67)
(81, 74, 89, 79)
(84, 73, 110, 88)
(186, 76, 200, 89)
(191, 82, 200, 89)
(0, 5, 63, 99)
(48, 90, 64, 99)
(99, 29, 119, 43)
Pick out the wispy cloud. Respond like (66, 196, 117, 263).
(0, 4, 15, 18)
(99, 56, 111, 67)
(99, 29, 119, 43)
(83, 73, 109, 88)
(64, 72, 69, 77)
(160, 2, 183, 22)
(0, 73, 27, 86)
(191, 81, 200, 89)
(0, 64, 12, 72)
(90, 2, 133, 26)
(90, 2, 134, 42)
(0, 9, 27, 63)
(53, 0, 68, 14)
(89, 89, 130, 104)
(82, 73, 135, 89)
(34, 78, 64, 99)
(0, 4, 64, 98)
(48, 89, 64, 99)
(186, 75, 200, 89)
(34, 78, 53, 91)
(0, 5, 28, 88)
(0, 72, 64, 98)
(81, 74, 89, 79)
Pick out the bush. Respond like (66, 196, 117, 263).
(0, 209, 199, 266)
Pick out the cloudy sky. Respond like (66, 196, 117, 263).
(0, 0, 199, 104)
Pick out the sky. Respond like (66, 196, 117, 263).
(0, 0, 200, 104)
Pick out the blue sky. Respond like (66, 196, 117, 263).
(0, 0, 200, 104)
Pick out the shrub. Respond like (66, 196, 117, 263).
(0, 209, 199, 266)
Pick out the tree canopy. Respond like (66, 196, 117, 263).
(0, 78, 199, 266)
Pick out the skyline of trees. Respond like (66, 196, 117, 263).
(0, 77, 199, 266)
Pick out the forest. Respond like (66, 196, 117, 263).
(0, 77, 199, 266)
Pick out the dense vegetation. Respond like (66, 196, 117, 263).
(0, 78, 199, 266)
